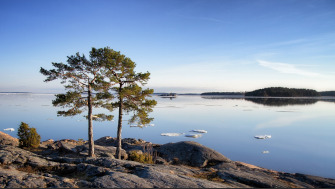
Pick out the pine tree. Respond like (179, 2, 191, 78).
(17, 122, 41, 149)
(40, 49, 114, 157)
(98, 47, 157, 159)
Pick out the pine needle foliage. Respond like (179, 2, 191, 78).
(17, 122, 41, 149)
(40, 48, 115, 157)
(96, 47, 157, 159)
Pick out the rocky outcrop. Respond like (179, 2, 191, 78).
(39, 139, 128, 159)
(157, 141, 231, 167)
(0, 145, 231, 188)
(0, 167, 80, 188)
(0, 131, 19, 146)
(95, 136, 155, 153)
(0, 136, 334, 188)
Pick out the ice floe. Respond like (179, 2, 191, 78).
(161, 133, 185, 137)
(185, 134, 202, 138)
(190, 129, 207, 133)
(3, 128, 15, 132)
(131, 123, 155, 128)
(254, 135, 271, 139)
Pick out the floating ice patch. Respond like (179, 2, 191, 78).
(190, 129, 207, 133)
(130, 124, 144, 127)
(131, 123, 155, 127)
(161, 133, 184, 137)
(4, 128, 15, 132)
(254, 135, 271, 139)
(185, 134, 202, 138)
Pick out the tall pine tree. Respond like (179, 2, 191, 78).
(98, 47, 157, 159)
(40, 49, 113, 157)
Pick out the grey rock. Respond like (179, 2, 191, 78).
(76, 144, 127, 159)
(76, 163, 110, 177)
(158, 141, 231, 167)
(0, 131, 19, 146)
(58, 141, 78, 154)
(0, 145, 59, 167)
(133, 166, 229, 188)
(95, 137, 146, 146)
(95, 137, 154, 153)
(39, 139, 55, 148)
(92, 172, 154, 188)
(279, 173, 335, 188)
(0, 167, 78, 188)
(218, 168, 289, 188)
(214, 162, 237, 170)
(94, 136, 115, 146)
(1, 138, 335, 188)
(154, 157, 169, 165)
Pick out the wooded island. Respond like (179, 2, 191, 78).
(245, 87, 320, 97)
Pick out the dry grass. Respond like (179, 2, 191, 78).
(129, 151, 154, 164)
(191, 168, 225, 183)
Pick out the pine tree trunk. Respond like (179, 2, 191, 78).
(116, 83, 123, 159)
(88, 85, 95, 157)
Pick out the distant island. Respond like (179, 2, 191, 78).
(245, 87, 320, 97)
(201, 87, 335, 97)
(0, 92, 32, 94)
(320, 91, 335, 96)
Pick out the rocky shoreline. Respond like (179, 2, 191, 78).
(0, 131, 334, 188)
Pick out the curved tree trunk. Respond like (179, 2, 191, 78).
(116, 83, 123, 159)
(88, 85, 95, 157)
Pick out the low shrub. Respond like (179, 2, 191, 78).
(17, 122, 41, 149)
(129, 151, 154, 164)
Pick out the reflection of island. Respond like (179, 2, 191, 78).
(201, 96, 335, 106)
(158, 93, 177, 100)
(245, 98, 318, 106)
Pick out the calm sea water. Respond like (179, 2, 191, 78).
(1, 93, 335, 179)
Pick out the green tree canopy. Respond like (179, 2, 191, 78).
(17, 122, 41, 149)
(245, 87, 320, 97)
(96, 47, 157, 159)
(40, 49, 114, 157)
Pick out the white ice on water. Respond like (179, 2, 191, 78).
(254, 135, 271, 139)
(3, 128, 15, 132)
(161, 133, 185, 137)
(190, 129, 207, 133)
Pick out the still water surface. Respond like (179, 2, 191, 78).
(1, 93, 335, 178)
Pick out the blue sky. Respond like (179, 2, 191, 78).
(1, 0, 334, 93)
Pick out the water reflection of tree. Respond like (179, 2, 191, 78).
(245, 98, 318, 106)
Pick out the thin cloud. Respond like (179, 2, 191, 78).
(257, 60, 320, 77)
(170, 13, 229, 24)
(269, 39, 307, 47)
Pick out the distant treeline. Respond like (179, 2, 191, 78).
(200, 87, 335, 97)
(245, 87, 320, 97)
(0, 92, 31, 94)
(201, 92, 245, 96)
(319, 91, 335, 96)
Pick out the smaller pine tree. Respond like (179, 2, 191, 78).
(17, 122, 41, 149)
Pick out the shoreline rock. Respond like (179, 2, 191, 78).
(0, 133, 334, 188)
(0, 131, 19, 146)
